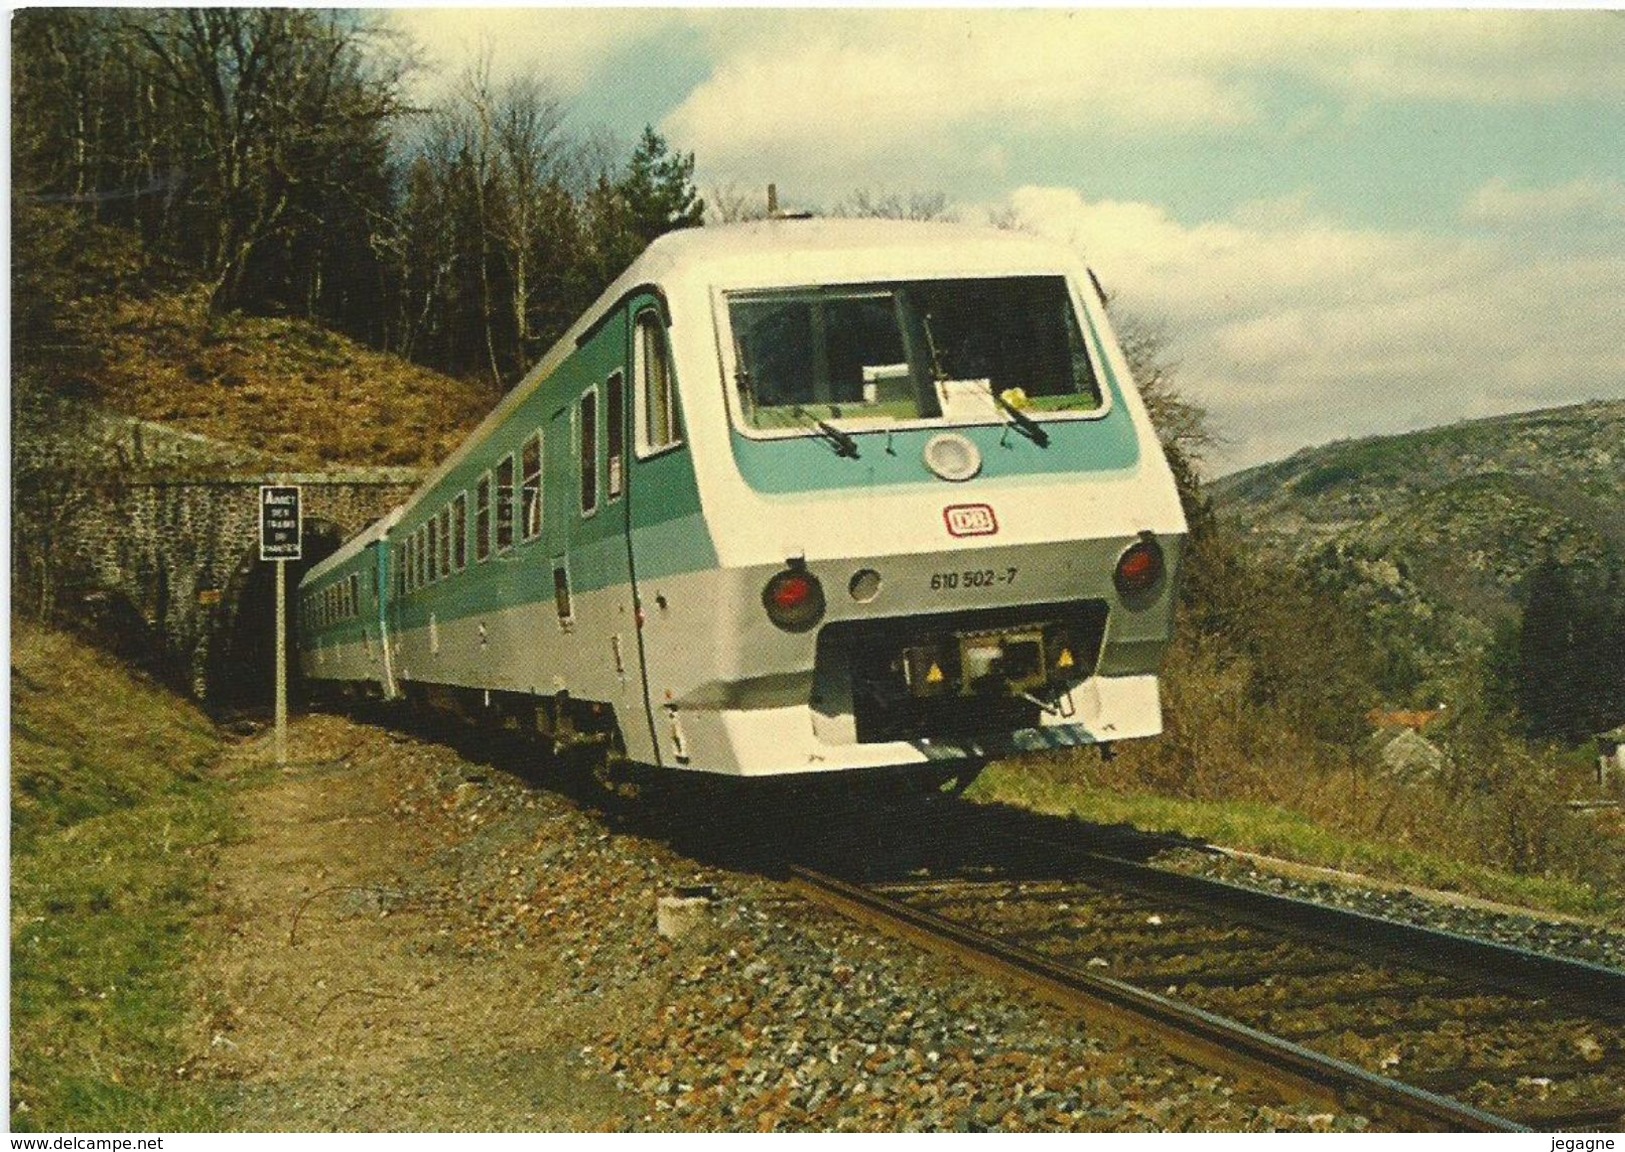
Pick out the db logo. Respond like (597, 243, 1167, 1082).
(944, 504, 998, 537)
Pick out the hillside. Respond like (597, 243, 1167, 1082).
(62, 290, 493, 470)
(1211, 401, 1625, 697)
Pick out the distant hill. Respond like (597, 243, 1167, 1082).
(62, 290, 493, 470)
(1210, 401, 1625, 698)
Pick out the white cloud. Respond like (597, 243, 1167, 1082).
(392, 9, 687, 101)
(1466, 177, 1625, 229)
(997, 186, 1625, 471)
(665, 10, 1625, 190)
(381, 9, 1625, 472)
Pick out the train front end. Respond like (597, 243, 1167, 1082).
(636, 222, 1186, 778)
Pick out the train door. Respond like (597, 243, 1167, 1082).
(600, 355, 660, 764)
(374, 538, 400, 698)
(622, 296, 707, 768)
(548, 311, 659, 763)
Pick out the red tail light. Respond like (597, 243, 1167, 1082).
(1114, 537, 1165, 598)
(763, 568, 826, 632)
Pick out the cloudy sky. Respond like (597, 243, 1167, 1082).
(393, 8, 1625, 474)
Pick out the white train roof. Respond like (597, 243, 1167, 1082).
(377, 218, 1091, 534)
(302, 505, 403, 587)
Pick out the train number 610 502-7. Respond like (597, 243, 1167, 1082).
(930, 568, 1018, 591)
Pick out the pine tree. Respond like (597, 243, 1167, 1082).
(618, 126, 705, 247)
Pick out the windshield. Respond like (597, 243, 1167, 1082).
(726, 276, 1103, 433)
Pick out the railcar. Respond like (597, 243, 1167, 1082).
(298, 219, 1187, 783)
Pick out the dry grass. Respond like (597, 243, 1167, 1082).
(967, 633, 1624, 917)
(65, 290, 492, 469)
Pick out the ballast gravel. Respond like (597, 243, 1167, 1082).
(248, 716, 1373, 1132)
(438, 787, 1366, 1129)
(221, 715, 1619, 1131)
(1155, 849, 1625, 972)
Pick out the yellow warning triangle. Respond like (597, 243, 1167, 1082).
(1057, 648, 1075, 669)
(926, 662, 945, 684)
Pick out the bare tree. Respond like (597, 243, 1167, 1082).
(490, 78, 568, 368)
(828, 189, 957, 222)
(120, 9, 405, 315)
(985, 203, 1028, 232)
(707, 181, 772, 224)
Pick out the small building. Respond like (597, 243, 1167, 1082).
(1379, 728, 1446, 783)
(1598, 725, 1625, 789)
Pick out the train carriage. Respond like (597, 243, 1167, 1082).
(298, 218, 1187, 781)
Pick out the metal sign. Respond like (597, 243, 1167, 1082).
(260, 485, 302, 561)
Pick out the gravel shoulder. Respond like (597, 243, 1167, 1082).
(1156, 847, 1625, 970)
(188, 712, 1373, 1132)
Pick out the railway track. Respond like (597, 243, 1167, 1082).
(786, 834, 1625, 1133)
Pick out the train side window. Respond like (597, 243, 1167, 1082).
(395, 544, 405, 597)
(606, 371, 625, 500)
(416, 525, 428, 589)
(496, 454, 516, 551)
(521, 433, 542, 540)
(476, 473, 492, 561)
(349, 573, 359, 618)
(453, 493, 468, 570)
(635, 309, 681, 457)
(579, 387, 599, 516)
(438, 506, 452, 578)
(426, 516, 438, 583)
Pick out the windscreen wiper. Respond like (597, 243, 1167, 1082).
(794, 406, 860, 458)
(924, 312, 1047, 448)
(985, 383, 1050, 448)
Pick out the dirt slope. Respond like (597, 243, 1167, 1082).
(193, 715, 639, 1130)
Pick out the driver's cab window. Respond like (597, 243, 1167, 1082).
(635, 309, 682, 456)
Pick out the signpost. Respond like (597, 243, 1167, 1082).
(260, 485, 301, 766)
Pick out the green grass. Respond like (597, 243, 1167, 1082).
(10, 623, 231, 1131)
(965, 759, 1615, 919)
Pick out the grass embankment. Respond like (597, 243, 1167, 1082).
(967, 754, 1619, 920)
(11, 624, 229, 1131)
(66, 289, 490, 469)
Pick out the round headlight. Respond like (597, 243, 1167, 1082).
(763, 568, 826, 632)
(1114, 537, 1165, 598)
